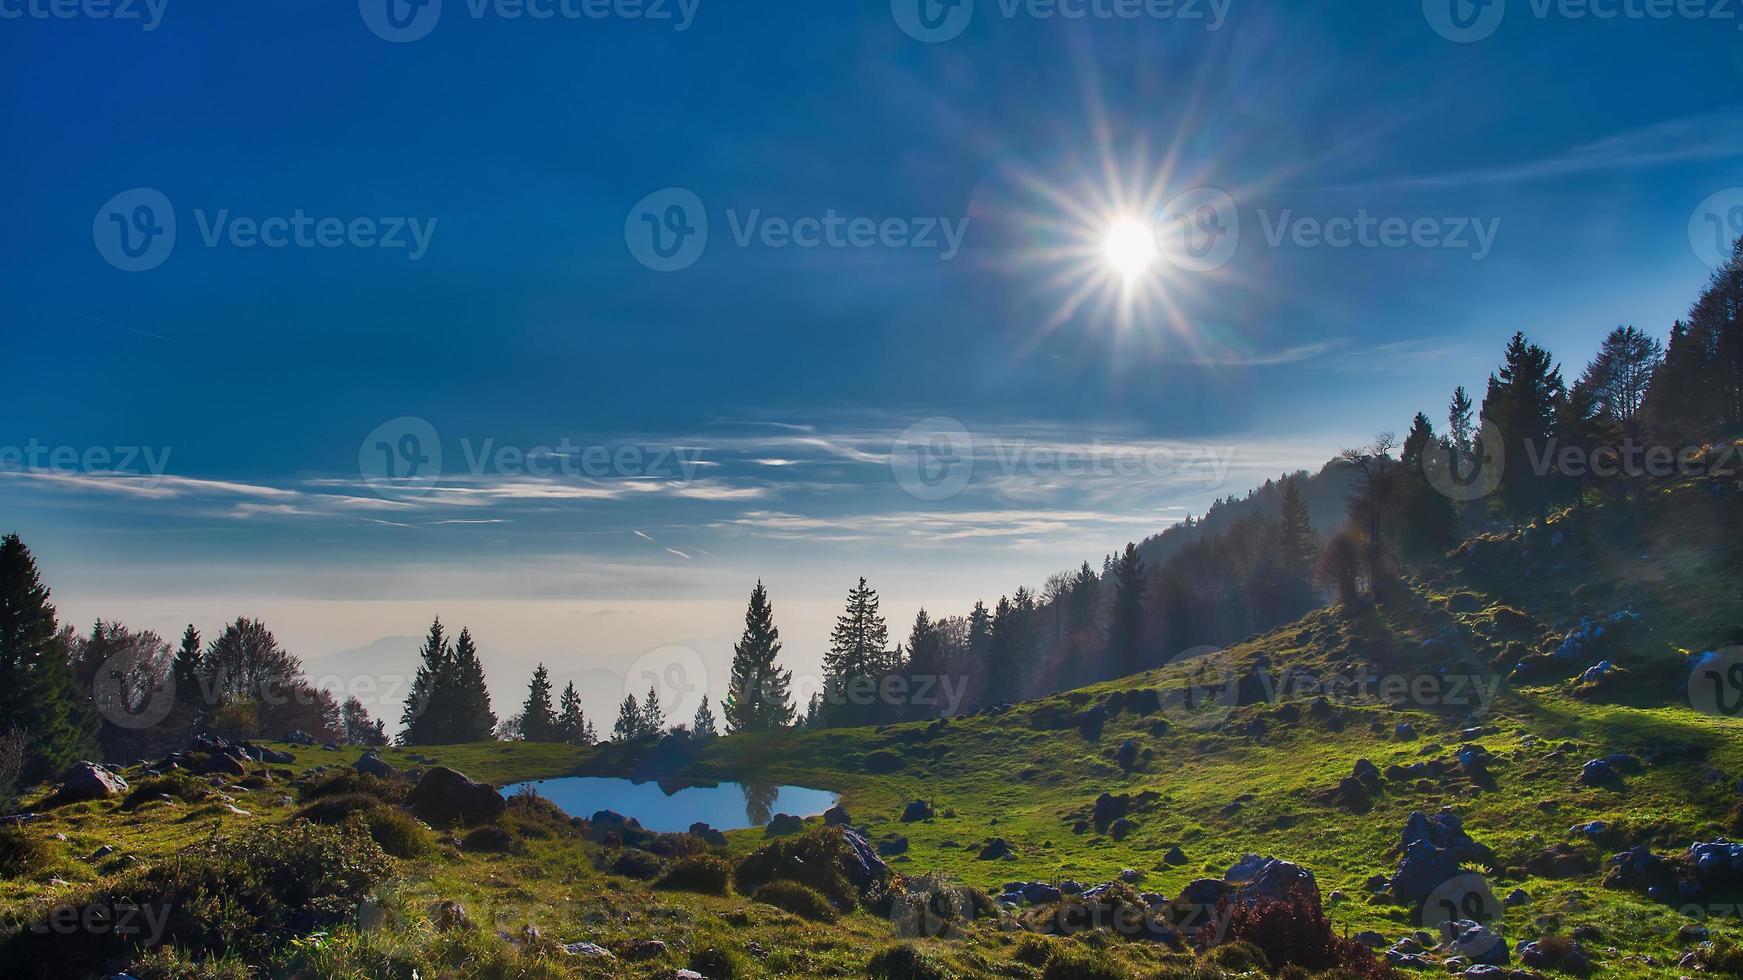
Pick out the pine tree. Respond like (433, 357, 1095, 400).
(1447, 386, 1475, 456)
(722, 581, 794, 733)
(1106, 542, 1146, 678)
(638, 685, 665, 737)
(1481, 332, 1566, 520)
(1579, 325, 1662, 433)
(0, 534, 98, 782)
(984, 595, 1016, 703)
(399, 617, 451, 745)
(520, 664, 559, 743)
(692, 695, 718, 737)
(171, 624, 204, 719)
(1399, 414, 1457, 557)
(1278, 475, 1318, 574)
(1641, 320, 1705, 442)
(557, 682, 586, 745)
(446, 627, 496, 742)
(612, 693, 643, 741)
(821, 577, 890, 727)
(966, 601, 992, 661)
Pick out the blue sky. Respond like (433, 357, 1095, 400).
(3, 0, 1740, 723)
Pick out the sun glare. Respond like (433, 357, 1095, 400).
(1102, 216, 1158, 279)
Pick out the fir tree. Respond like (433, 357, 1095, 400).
(611, 694, 643, 741)
(0, 534, 98, 781)
(1278, 475, 1318, 574)
(692, 695, 718, 737)
(1447, 385, 1475, 456)
(557, 682, 586, 745)
(722, 581, 794, 733)
(445, 627, 496, 742)
(171, 624, 204, 719)
(1481, 332, 1566, 520)
(520, 663, 559, 743)
(638, 685, 665, 737)
(1106, 542, 1146, 678)
(821, 577, 890, 727)
(399, 617, 451, 745)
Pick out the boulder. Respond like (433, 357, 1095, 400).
(688, 821, 728, 847)
(765, 813, 804, 836)
(876, 835, 909, 856)
(285, 730, 317, 745)
(1162, 845, 1188, 866)
(978, 837, 1014, 860)
(899, 799, 934, 822)
(353, 751, 398, 780)
(1092, 792, 1130, 827)
(407, 767, 506, 827)
(588, 809, 643, 842)
(836, 829, 889, 890)
(1241, 858, 1319, 905)
(58, 761, 127, 802)
(1109, 817, 1134, 840)
(1390, 811, 1496, 904)
(1578, 759, 1617, 787)
(198, 753, 247, 777)
(1022, 882, 1063, 904)
(1439, 919, 1509, 966)
(1115, 739, 1139, 772)
(822, 803, 851, 826)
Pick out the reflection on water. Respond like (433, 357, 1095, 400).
(742, 779, 778, 826)
(498, 775, 838, 833)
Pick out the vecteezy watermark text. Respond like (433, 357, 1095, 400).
(0, 0, 167, 30)
(361, 0, 700, 43)
(0, 440, 172, 480)
(891, 0, 1231, 44)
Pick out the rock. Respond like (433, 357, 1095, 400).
(899, 799, 934, 822)
(588, 810, 643, 842)
(676, 971, 703, 979)
(1578, 661, 1615, 683)
(1577, 759, 1617, 786)
(1526, 843, 1596, 878)
(836, 829, 890, 889)
(407, 767, 506, 827)
(687, 821, 728, 847)
(58, 761, 127, 802)
(1440, 919, 1509, 966)
(1119, 867, 1143, 883)
(623, 938, 668, 960)
(876, 835, 909, 856)
(1078, 705, 1106, 740)
(1678, 923, 1709, 943)
(1092, 792, 1129, 827)
(1354, 930, 1387, 948)
(87, 845, 115, 861)
(1241, 858, 1319, 905)
(1175, 878, 1233, 910)
(1116, 739, 1139, 772)
(1162, 845, 1187, 866)
(1022, 882, 1062, 903)
(560, 942, 614, 958)
(1109, 817, 1134, 840)
(978, 837, 1014, 860)
(1504, 888, 1529, 907)
(765, 813, 804, 836)
(1390, 811, 1496, 904)
(353, 751, 398, 780)
(199, 753, 247, 777)
(285, 730, 316, 745)
(822, 803, 851, 826)
(1396, 722, 1418, 740)
(1353, 759, 1382, 785)
(1339, 776, 1372, 809)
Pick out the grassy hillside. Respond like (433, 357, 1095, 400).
(3, 474, 1742, 978)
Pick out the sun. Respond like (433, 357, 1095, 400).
(1102, 216, 1158, 279)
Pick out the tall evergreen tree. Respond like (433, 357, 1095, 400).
(445, 627, 496, 742)
(1106, 542, 1146, 678)
(399, 617, 451, 745)
(171, 624, 204, 718)
(1278, 475, 1318, 574)
(1448, 386, 1475, 456)
(0, 534, 97, 781)
(1642, 320, 1706, 441)
(1579, 325, 1662, 433)
(692, 695, 718, 737)
(1481, 332, 1566, 520)
(638, 685, 665, 737)
(722, 581, 794, 733)
(556, 681, 586, 745)
(984, 595, 1017, 703)
(820, 577, 890, 727)
(611, 694, 643, 742)
(1399, 414, 1458, 557)
(520, 663, 559, 743)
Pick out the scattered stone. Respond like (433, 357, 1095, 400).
(1115, 739, 1139, 772)
(561, 942, 614, 958)
(978, 837, 1015, 860)
(1390, 811, 1497, 904)
(86, 845, 115, 861)
(1022, 882, 1062, 903)
(1162, 845, 1187, 866)
(1354, 930, 1387, 948)
(1504, 888, 1529, 907)
(1109, 817, 1134, 840)
(876, 836, 909, 856)
(765, 813, 804, 836)
(285, 730, 316, 745)
(1440, 919, 1509, 966)
(1396, 722, 1418, 741)
(57, 761, 127, 802)
(688, 821, 728, 847)
(353, 751, 398, 780)
(1092, 792, 1130, 827)
(822, 803, 851, 826)
(407, 767, 507, 827)
(900, 799, 934, 822)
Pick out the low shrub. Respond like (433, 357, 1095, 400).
(295, 793, 430, 857)
(0, 826, 50, 878)
(295, 768, 406, 805)
(689, 945, 748, 979)
(460, 825, 517, 854)
(499, 788, 576, 840)
(862, 749, 905, 773)
(1024, 882, 1170, 942)
(1040, 946, 1126, 980)
(609, 847, 664, 880)
(1691, 940, 1743, 974)
(0, 821, 394, 979)
(296, 792, 381, 825)
(867, 942, 955, 979)
(751, 880, 839, 922)
(657, 854, 733, 895)
(121, 772, 216, 810)
(732, 826, 865, 909)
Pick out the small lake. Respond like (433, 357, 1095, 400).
(500, 776, 838, 833)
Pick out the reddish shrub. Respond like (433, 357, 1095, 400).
(1198, 891, 1395, 978)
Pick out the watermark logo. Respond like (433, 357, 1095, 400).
(1156, 187, 1239, 272)
(1422, 872, 1501, 932)
(626, 188, 709, 272)
(0, 0, 168, 30)
(624, 644, 707, 725)
(1689, 189, 1743, 270)
(1155, 645, 1241, 730)
(360, 416, 443, 499)
(892, 0, 974, 42)
(360, 0, 442, 41)
(1689, 646, 1743, 718)
(94, 188, 176, 272)
(1422, 418, 1506, 502)
(1423, 0, 1505, 43)
(91, 651, 175, 731)
(891, 417, 973, 501)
